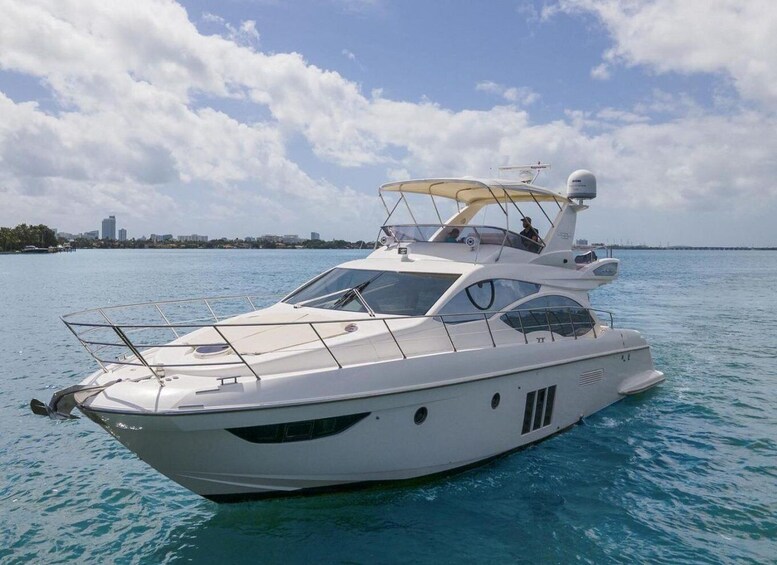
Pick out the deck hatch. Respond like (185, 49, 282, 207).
(227, 412, 370, 444)
(521, 385, 557, 434)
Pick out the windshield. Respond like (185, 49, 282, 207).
(383, 225, 544, 253)
(285, 268, 459, 316)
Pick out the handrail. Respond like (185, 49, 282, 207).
(61, 294, 615, 381)
(61, 293, 282, 320)
(64, 306, 614, 331)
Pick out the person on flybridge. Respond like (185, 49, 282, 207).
(519, 217, 540, 253)
(445, 228, 461, 243)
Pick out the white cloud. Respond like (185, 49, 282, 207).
(0, 0, 775, 244)
(201, 13, 260, 47)
(201, 12, 224, 24)
(235, 21, 260, 47)
(553, 0, 777, 106)
(595, 108, 650, 124)
(590, 63, 610, 80)
(515, 1, 541, 23)
(0, 0, 379, 236)
(475, 81, 540, 106)
(633, 89, 702, 118)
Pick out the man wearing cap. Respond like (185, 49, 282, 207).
(520, 217, 540, 253)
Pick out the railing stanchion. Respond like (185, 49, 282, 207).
(382, 319, 406, 359)
(309, 323, 342, 369)
(568, 309, 577, 340)
(483, 313, 496, 347)
(516, 312, 529, 344)
(545, 311, 555, 342)
(204, 300, 219, 322)
(440, 317, 457, 352)
(155, 304, 179, 338)
(495, 231, 508, 263)
(112, 325, 164, 385)
(213, 326, 261, 380)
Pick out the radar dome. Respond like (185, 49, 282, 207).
(567, 169, 597, 200)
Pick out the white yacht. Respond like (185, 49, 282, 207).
(32, 166, 664, 502)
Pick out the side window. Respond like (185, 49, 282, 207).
(501, 295, 595, 337)
(438, 279, 540, 322)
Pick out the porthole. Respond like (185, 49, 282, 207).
(491, 393, 500, 409)
(414, 407, 428, 425)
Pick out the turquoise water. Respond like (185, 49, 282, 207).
(1, 249, 775, 563)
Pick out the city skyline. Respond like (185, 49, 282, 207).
(55, 212, 332, 243)
(1, 1, 776, 246)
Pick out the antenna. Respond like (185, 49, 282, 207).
(498, 161, 551, 184)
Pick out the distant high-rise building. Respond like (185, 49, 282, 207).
(118, 228, 127, 241)
(310, 232, 320, 241)
(101, 215, 116, 240)
(83, 230, 99, 240)
(177, 234, 208, 242)
(282, 234, 301, 244)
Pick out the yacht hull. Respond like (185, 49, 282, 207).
(81, 344, 662, 500)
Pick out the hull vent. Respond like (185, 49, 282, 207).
(579, 369, 604, 386)
(522, 385, 557, 435)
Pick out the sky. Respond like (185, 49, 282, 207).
(0, 0, 775, 246)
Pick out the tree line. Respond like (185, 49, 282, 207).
(0, 224, 58, 251)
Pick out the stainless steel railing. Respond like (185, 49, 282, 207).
(62, 295, 614, 386)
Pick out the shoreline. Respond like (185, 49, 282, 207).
(4, 246, 776, 254)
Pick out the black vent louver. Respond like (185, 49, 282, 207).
(521, 385, 557, 434)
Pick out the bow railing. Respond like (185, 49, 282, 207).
(62, 295, 614, 385)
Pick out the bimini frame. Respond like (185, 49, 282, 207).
(377, 177, 569, 261)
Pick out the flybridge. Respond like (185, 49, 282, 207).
(375, 165, 598, 262)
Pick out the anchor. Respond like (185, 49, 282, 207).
(30, 380, 121, 420)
